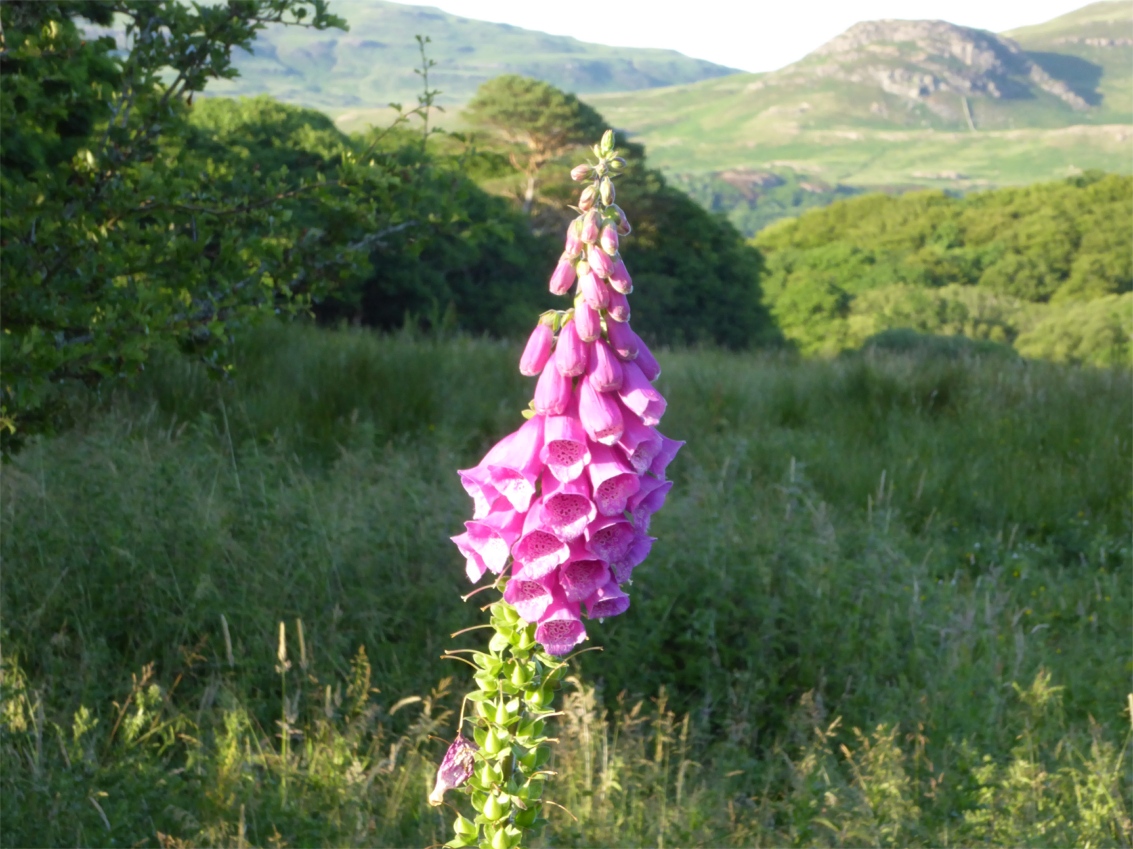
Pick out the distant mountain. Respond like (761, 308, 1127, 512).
(1005, 1, 1133, 122)
(201, 0, 738, 109)
(585, 2, 1131, 232)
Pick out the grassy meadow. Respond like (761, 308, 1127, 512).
(2, 325, 1131, 847)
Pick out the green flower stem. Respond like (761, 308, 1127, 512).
(446, 597, 567, 849)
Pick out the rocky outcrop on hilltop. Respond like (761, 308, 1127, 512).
(795, 20, 1089, 113)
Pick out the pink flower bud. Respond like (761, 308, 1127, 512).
(608, 257, 633, 294)
(611, 204, 632, 236)
(549, 257, 576, 295)
(606, 318, 639, 360)
(578, 379, 624, 445)
(555, 319, 589, 377)
(607, 290, 630, 323)
(578, 185, 597, 212)
(618, 360, 666, 426)
(571, 164, 592, 182)
(519, 322, 554, 376)
(587, 244, 612, 278)
(633, 330, 661, 380)
(574, 301, 601, 342)
(534, 356, 572, 415)
(586, 338, 623, 392)
(599, 223, 619, 256)
(565, 218, 583, 257)
(580, 210, 600, 244)
(579, 270, 610, 310)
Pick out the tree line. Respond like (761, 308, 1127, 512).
(0, 2, 773, 448)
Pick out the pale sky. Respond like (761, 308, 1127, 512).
(388, 0, 1095, 73)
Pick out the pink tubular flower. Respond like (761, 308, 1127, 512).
(619, 360, 667, 426)
(629, 477, 673, 533)
(608, 257, 633, 294)
(520, 322, 554, 376)
(649, 433, 685, 480)
(599, 223, 619, 256)
(559, 542, 610, 602)
(541, 470, 596, 541)
(588, 443, 641, 516)
(606, 318, 639, 361)
(504, 573, 555, 623)
(574, 301, 602, 342)
(617, 414, 662, 474)
(579, 270, 610, 310)
(452, 506, 525, 581)
(429, 734, 478, 806)
(541, 401, 591, 482)
(611, 532, 654, 583)
(461, 416, 545, 513)
(578, 379, 624, 446)
(607, 290, 631, 323)
(549, 257, 577, 295)
(535, 585, 587, 656)
(534, 356, 572, 415)
(587, 244, 613, 279)
(457, 467, 500, 520)
(512, 502, 571, 580)
(585, 579, 630, 620)
(586, 338, 623, 393)
(555, 319, 589, 377)
(585, 514, 635, 563)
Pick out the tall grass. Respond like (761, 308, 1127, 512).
(2, 324, 1129, 846)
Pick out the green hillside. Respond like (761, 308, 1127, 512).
(753, 172, 1132, 362)
(584, 3, 1132, 232)
(198, 0, 737, 111)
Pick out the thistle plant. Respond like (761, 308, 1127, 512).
(432, 130, 682, 849)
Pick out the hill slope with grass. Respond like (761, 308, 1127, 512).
(196, 0, 738, 110)
(586, 2, 1131, 232)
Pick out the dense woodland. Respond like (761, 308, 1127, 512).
(755, 173, 1132, 363)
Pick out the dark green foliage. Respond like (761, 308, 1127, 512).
(755, 172, 1132, 358)
(0, 0, 358, 444)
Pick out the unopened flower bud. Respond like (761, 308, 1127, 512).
(549, 257, 577, 295)
(565, 220, 583, 258)
(587, 338, 623, 392)
(579, 270, 610, 310)
(588, 244, 613, 279)
(580, 210, 600, 244)
(600, 223, 619, 256)
(600, 129, 615, 155)
(578, 185, 598, 212)
(609, 156, 627, 173)
(608, 257, 633, 294)
(599, 176, 615, 206)
(555, 319, 589, 377)
(610, 204, 632, 236)
(607, 290, 630, 323)
(519, 321, 554, 376)
(606, 317, 639, 360)
(571, 163, 593, 182)
(575, 301, 601, 342)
